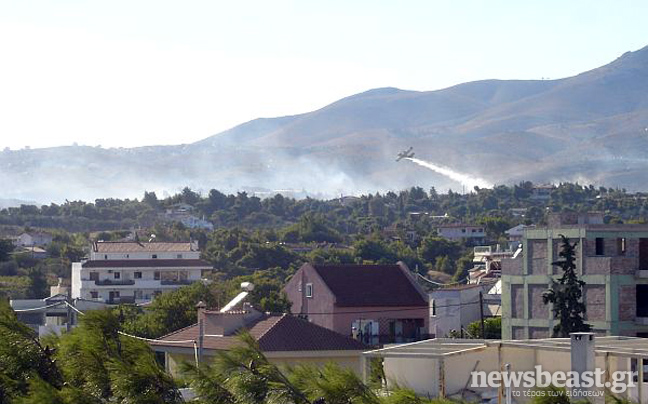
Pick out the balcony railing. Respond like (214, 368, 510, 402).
(108, 296, 136, 304)
(95, 279, 136, 286)
(160, 279, 193, 285)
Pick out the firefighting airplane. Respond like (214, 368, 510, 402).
(396, 147, 415, 161)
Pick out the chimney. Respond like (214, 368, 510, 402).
(195, 300, 207, 323)
(570, 332, 596, 398)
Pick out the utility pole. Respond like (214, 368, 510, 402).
(66, 288, 72, 333)
(479, 291, 485, 339)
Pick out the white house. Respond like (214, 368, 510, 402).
(13, 232, 53, 247)
(71, 241, 212, 304)
(436, 224, 485, 244)
(428, 281, 499, 338)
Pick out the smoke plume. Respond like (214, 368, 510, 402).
(405, 157, 492, 189)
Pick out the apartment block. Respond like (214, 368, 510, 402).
(71, 241, 212, 304)
(502, 212, 648, 339)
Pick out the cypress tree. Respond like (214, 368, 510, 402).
(542, 235, 592, 337)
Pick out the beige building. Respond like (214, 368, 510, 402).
(364, 334, 648, 403)
(149, 304, 368, 376)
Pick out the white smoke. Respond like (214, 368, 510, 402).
(405, 157, 493, 189)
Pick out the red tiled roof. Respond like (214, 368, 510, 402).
(311, 264, 428, 307)
(82, 259, 212, 268)
(150, 314, 367, 352)
(93, 241, 194, 253)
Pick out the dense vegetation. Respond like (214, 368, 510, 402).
(2, 182, 648, 301)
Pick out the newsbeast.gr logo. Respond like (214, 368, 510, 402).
(471, 366, 636, 394)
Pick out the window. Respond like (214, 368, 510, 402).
(618, 238, 627, 255)
(114, 272, 121, 279)
(595, 238, 605, 256)
(89, 272, 99, 281)
(431, 299, 436, 316)
(152, 254, 158, 259)
(305, 283, 313, 298)
(90, 291, 98, 299)
(461, 229, 466, 233)
(154, 271, 160, 280)
(134, 271, 142, 279)
(104, 254, 108, 260)
(298, 281, 302, 292)
(125, 254, 129, 259)
(177, 254, 182, 259)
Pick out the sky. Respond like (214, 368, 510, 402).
(1, 1, 648, 150)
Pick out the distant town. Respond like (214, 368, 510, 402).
(2, 182, 648, 402)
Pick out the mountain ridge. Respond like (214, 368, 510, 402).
(4, 45, 648, 203)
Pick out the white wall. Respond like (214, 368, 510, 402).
(385, 357, 440, 397)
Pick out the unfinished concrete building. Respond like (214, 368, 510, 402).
(502, 212, 648, 339)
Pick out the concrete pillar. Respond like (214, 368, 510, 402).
(571, 332, 595, 399)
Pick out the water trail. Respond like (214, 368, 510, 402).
(405, 157, 493, 189)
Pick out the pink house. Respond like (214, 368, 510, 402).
(284, 263, 430, 345)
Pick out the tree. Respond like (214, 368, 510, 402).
(120, 282, 219, 339)
(25, 268, 48, 299)
(0, 300, 62, 402)
(55, 310, 181, 403)
(0, 239, 13, 262)
(466, 317, 501, 339)
(542, 235, 591, 337)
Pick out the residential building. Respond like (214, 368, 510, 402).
(13, 232, 53, 247)
(11, 283, 111, 337)
(436, 224, 485, 245)
(71, 241, 212, 304)
(505, 223, 535, 250)
(428, 281, 499, 338)
(529, 184, 555, 201)
(150, 303, 367, 376)
(164, 204, 214, 230)
(501, 212, 648, 339)
(468, 245, 513, 284)
(363, 333, 648, 403)
(284, 263, 429, 345)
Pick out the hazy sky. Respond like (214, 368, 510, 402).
(1, 1, 647, 150)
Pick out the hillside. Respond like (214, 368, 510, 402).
(3, 46, 648, 203)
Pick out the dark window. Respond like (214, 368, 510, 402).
(152, 254, 158, 259)
(104, 255, 108, 260)
(154, 271, 160, 280)
(595, 238, 605, 256)
(637, 285, 648, 317)
(114, 272, 120, 279)
(431, 300, 436, 316)
(306, 283, 313, 298)
(90, 291, 98, 299)
(134, 271, 142, 279)
(89, 272, 99, 281)
(177, 254, 182, 259)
